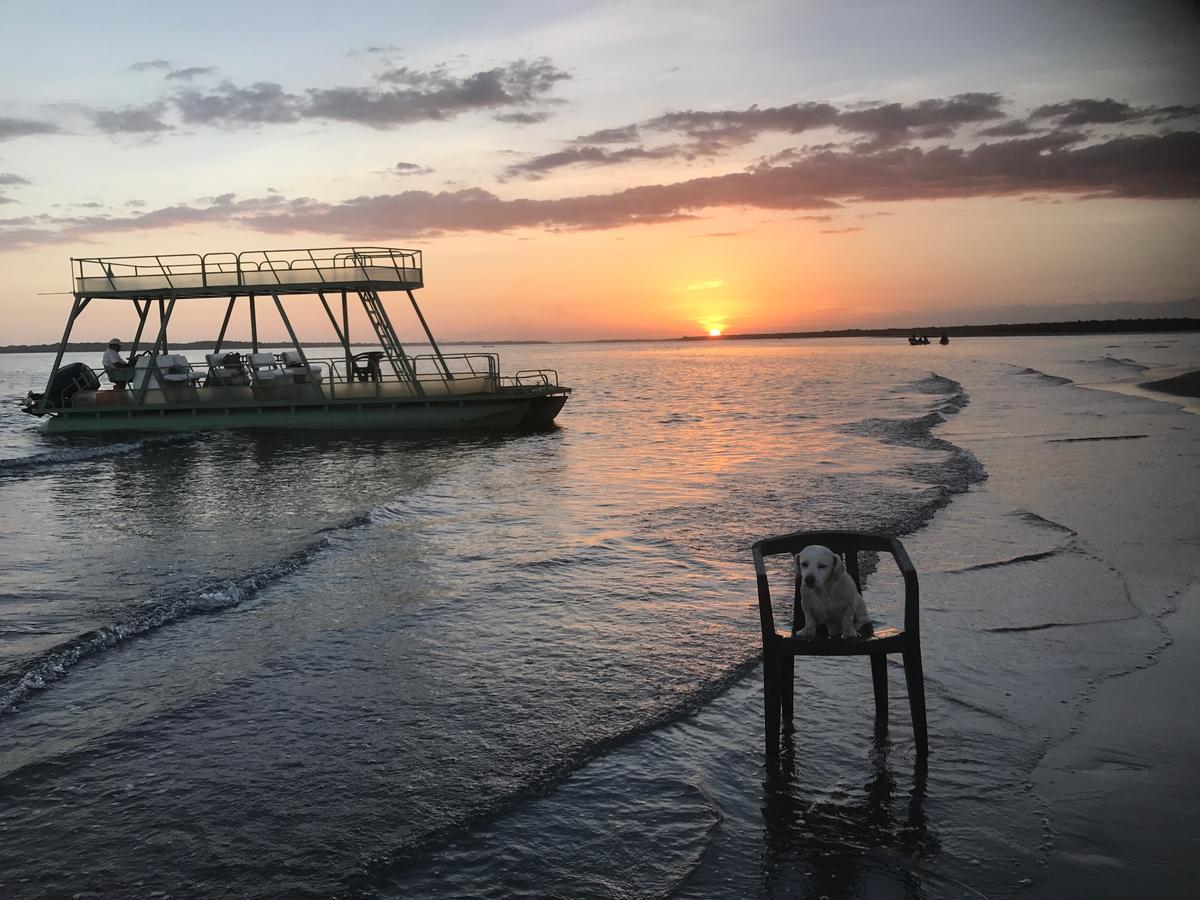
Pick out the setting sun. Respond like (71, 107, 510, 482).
(709, 328, 722, 337)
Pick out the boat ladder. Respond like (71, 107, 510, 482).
(358, 288, 421, 390)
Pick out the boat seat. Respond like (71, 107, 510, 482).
(103, 362, 134, 386)
(248, 352, 289, 383)
(280, 350, 325, 383)
(159, 354, 204, 384)
(205, 352, 248, 387)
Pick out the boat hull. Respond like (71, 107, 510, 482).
(38, 391, 567, 434)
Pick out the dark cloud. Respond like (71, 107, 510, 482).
(130, 59, 171, 72)
(796, 214, 834, 222)
(574, 125, 641, 144)
(837, 92, 1007, 148)
(1030, 98, 1200, 126)
(643, 101, 840, 150)
(3, 122, 1197, 250)
(504, 144, 687, 180)
(174, 81, 303, 125)
(0, 173, 30, 186)
(509, 93, 1008, 178)
(165, 66, 218, 81)
(820, 226, 862, 234)
(977, 119, 1040, 137)
(307, 58, 569, 128)
(392, 162, 434, 176)
(0, 116, 61, 141)
(0, 196, 14, 205)
(493, 111, 552, 125)
(91, 102, 173, 134)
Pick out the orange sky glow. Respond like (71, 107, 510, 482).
(0, 2, 1196, 343)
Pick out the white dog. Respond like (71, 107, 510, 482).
(793, 544, 869, 640)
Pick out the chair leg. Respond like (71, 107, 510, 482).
(764, 653, 781, 756)
(902, 643, 929, 757)
(780, 654, 795, 733)
(870, 653, 888, 725)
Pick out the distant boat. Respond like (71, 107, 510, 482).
(908, 334, 930, 345)
(939, 332, 949, 345)
(21, 246, 570, 433)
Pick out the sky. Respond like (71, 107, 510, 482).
(0, 0, 1197, 343)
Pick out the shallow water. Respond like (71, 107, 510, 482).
(0, 335, 1196, 898)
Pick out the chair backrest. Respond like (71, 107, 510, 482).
(280, 350, 304, 367)
(247, 352, 276, 368)
(751, 530, 919, 643)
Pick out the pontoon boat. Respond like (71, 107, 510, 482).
(20, 247, 570, 433)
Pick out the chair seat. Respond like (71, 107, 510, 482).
(776, 624, 904, 656)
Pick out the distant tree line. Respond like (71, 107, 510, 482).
(679, 318, 1200, 341)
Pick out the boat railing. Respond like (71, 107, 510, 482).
(502, 369, 561, 389)
(71, 247, 422, 296)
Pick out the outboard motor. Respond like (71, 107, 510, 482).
(33, 362, 100, 412)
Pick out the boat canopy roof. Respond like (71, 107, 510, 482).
(71, 247, 423, 300)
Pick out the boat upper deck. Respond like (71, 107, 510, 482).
(72, 247, 423, 300)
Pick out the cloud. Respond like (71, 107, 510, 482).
(574, 125, 641, 144)
(820, 226, 862, 234)
(165, 66, 218, 81)
(505, 93, 1008, 178)
(493, 111, 552, 125)
(174, 81, 304, 125)
(0, 116, 61, 142)
(796, 214, 833, 222)
(130, 59, 171, 72)
(392, 161, 434, 176)
(977, 120, 1039, 137)
(835, 92, 1007, 148)
(3, 123, 1197, 251)
(504, 143, 687, 179)
(90, 102, 173, 134)
(307, 58, 569, 128)
(1030, 98, 1200, 126)
(0, 173, 30, 186)
(683, 280, 724, 291)
(168, 58, 570, 130)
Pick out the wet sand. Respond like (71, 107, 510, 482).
(1029, 585, 1200, 897)
(1140, 369, 1200, 398)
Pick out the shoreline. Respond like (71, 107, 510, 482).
(2, 317, 1197, 353)
(1028, 584, 1200, 897)
(1140, 369, 1200, 398)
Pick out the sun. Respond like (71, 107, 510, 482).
(708, 328, 722, 337)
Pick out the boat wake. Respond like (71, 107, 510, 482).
(0, 509, 375, 716)
(0, 433, 197, 478)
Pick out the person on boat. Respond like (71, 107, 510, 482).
(102, 338, 134, 389)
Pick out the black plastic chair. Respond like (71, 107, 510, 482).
(753, 530, 928, 757)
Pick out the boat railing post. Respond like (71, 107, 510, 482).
(214, 296, 237, 353)
(250, 296, 259, 353)
(129, 299, 151, 358)
(272, 292, 325, 400)
(406, 289, 453, 381)
(153, 255, 176, 293)
(307, 249, 327, 285)
(341, 290, 352, 385)
(135, 295, 177, 407)
(157, 297, 169, 354)
(41, 294, 86, 408)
